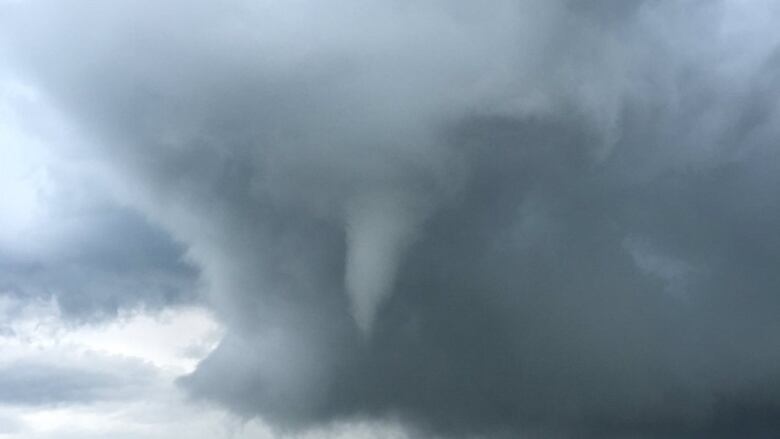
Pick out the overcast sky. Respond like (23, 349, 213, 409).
(2, 0, 780, 438)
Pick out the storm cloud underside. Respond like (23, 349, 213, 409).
(3, 0, 780, 437)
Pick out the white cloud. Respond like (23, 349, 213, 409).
(0, 298, 416, 438)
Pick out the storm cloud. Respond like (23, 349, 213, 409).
(3, 0, 780, 437)
(0, 76, 198, 319)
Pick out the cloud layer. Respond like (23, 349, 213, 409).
(3, 0, 780, 437)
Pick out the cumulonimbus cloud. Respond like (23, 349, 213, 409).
(3, 0, 780, 436)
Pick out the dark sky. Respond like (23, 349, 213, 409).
(2, 1, 780, 437)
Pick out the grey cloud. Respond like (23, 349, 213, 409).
(0, 61, 199, 320)
(3, 0, 780, 437)
(0, 203, 199, 320)
(0, 355, 158, 406)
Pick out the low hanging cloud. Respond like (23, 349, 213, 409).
(3, 0, 780, 437)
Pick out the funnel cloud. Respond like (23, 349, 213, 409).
(345, 191, 429, 335)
